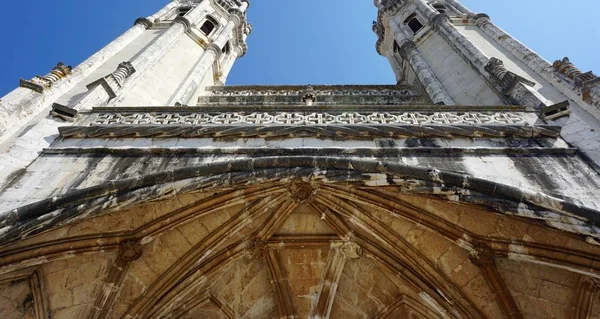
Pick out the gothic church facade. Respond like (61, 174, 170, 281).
(0, 0, 600, 318)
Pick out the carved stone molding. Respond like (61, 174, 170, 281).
(301, 85, 317, 105)
(111, 62, 136, 85)
(118, 240, 143, 262)
(20, 62, 72, 93)
(174, 15, 192, 31)
(575, 277, 600, 319)
(0, 268, 49, 319)
(553, 57, 598, 86)
(398, 41, 417, 60)
(469, 243, 523, 319)
(485, 57, 536, 93)
(340, 241, 362, 259)
(88, 111, 527, 126)
(134, 17, 153, 28)
(60, 123, 560, 140)
(246, 238, 268, 260)
(288, 181, 317, 203)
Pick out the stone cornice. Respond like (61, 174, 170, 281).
(58, 124, 560, 140)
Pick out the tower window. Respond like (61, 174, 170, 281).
(433, 4, 447, 14)
(200, 16, 218, 35)
(393, 40, 400, 54)
(178, 7, 191, 17)
(404, 14, 424, 34)
(223, 42, 231, 55)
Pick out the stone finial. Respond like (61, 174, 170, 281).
(301, 85, 317, 106)
(288, 181, 317, 203)
(118, 240, 143, 262)
(20, 62, 73, 93)
(340, 242, 362, 259)
(244, 22, 253, 35)
(553, 57, 598, 86)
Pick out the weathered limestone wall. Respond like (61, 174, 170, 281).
(54, 29, 167, 108)
(114, 35, 207, 106)
(416, 32, 503, 105)
(453, 20, 600, 168)
(1, 146, 599, 215)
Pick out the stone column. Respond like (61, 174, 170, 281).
(213, 20, 237, 49)
(412, 1, 489, 75)
(128, 1, 212, 74)
(410, 2, 554, 109)
(217, 48, 241, 85)
(389, 21, 454, 105)
(475, 15, 600, 110)
(170, 18, 239, 104)
(72, 18, 150, 81)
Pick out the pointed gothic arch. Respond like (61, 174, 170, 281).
(1, 157, 599, 318)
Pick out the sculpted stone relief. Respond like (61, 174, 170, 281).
(210, 89, 416, 96)
(91, 111, 526, 126)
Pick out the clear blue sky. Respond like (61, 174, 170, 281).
(0, 0, 598, 96)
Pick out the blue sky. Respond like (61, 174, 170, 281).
(0, 0, 598, 96)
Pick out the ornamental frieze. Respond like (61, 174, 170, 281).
(90, 111, 526, 126)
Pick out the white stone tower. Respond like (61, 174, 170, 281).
(0, 0, 250, 188)
(374, 0, 600, 166)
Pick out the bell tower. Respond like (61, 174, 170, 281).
(0, 0, 251, 191)
(373, 0, 600, 166)
(1, 0, 251, 135)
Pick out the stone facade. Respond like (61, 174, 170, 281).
(1, 0, 600, 318)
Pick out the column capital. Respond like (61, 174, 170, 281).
(398, 40, 417, 59)
(134, 17, 153, 29)
(340, 242, 362, 259)
(473, 13, 491, 21)
(485, 57, 536, 93)
(206, 43, 222, 59)
(174, 16, 192, 32)
(431, 13, 451, 30)
(227, 9, 244, 28)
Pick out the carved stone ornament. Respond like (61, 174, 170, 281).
(553, 57, 598, 86)
(485, 57, 535, 92)
(468, 243, 494, 268)
(340, 242, 362, 259)
(288, 181, 317, 203)
(301, 85, 317, 105)
(90, 111, 526, 126)
(20, 62, 73, 93)
(118, 240, 143, 262)
(246, 239, 268, 260)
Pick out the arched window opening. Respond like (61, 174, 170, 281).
(200, 16, 219, 35)
(178, 7, 191, 17)
(404, 14, 424, 34)
(433, 4, 447, 14)
(223, 42, 231, 55)
(393, 40, 400, 54)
